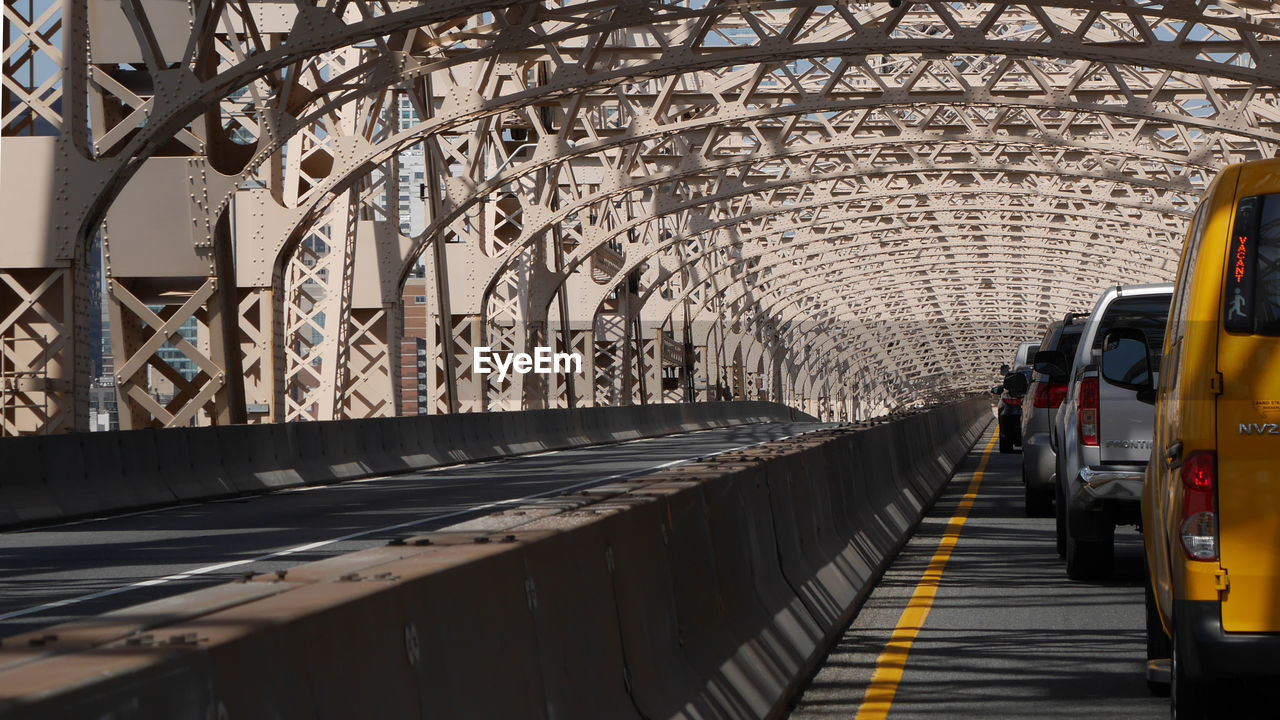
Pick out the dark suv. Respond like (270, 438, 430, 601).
(995, 366, 1032, 453)
(1019, 314, 1086, 515)
(993, 341, 1038, 453)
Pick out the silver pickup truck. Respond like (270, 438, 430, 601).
(1044, 284, 1173, 580)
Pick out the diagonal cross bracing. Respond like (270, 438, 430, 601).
(4, 1, 1280, 429)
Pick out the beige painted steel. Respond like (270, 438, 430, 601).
(5, 1, 1280, 430)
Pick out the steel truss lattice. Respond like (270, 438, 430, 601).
(3, 1, 1280, 430)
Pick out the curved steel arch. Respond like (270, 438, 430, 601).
(478, 159, 1187, 409)
(468, 126, 1207, 279)
(494, 160, 1192, 345)
(564, 187, 1189, 289)
(274, 133, 1199, 365)
(280, 1, 1269, 415)
(583, 202, 1185, 319)
(477, 156, 1201, 307)
(743, 259, 1142, 379)
(666, 245, 1162, 397)
(607, 221, 1178, 392)
(8, 0, 1280, 430)
(115, 0, 1274, 319)
(269, 108, 1223, 276)
(650, 228, 1175, 336)
(597, 221, 1169, 412)
(267, 80, 1272, 266)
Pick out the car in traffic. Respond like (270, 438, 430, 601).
(995, 364, 1033, 453)
(1043, 283, 1173, 580)
(994, 341, 1040, 453)
(1013, 340, 1038, 369)
(1019, 313, 1086, 516)
(1142, 159, 1280, 717)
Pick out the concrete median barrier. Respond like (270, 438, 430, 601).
(599, 494, 709, 719)
(83, 431, 174, 512)
(0, 398, 988, 720)
(522, 518, 640, 720)
(698, 460, 827, 714)
(0, 436, 56, 524)
(655, 472, 780, 717)
(0, 401, 805, 530)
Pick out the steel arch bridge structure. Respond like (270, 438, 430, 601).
(3, 0, 1280, 433)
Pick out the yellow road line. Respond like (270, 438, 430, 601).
(854, 426, 1000, 720)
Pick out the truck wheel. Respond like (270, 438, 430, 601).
(1145, 571, 1170, 696)
(1065, 531, 1114, 580)
(999, 432, 1014, 453)
(1171, 629, 1209, 719)
(1054, 482, 1066, 557)
(1024, 485, 1053, 517)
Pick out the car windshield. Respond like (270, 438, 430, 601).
(1049, 327, 1080, 379)
(1092, 295, 1172, 363)
(1033, 325, 1083, 380)
(1057, 327, 1083, 371)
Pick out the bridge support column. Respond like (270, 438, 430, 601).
(235, 287, 275, 423)
(99, 159, 244, 430)
(0, 267, 79, 435)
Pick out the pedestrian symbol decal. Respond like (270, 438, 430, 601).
(1228, 287, 1248, 321)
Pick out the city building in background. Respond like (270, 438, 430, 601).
(89, 239, 117, 431)
(397, 96, 426, 238)
(400, 271, 429, 415)
(396, 95, 429, 416)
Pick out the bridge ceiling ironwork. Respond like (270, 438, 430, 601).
(5, 0, 1280, 430)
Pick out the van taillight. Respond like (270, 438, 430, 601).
(1180, 451, 1217, 562)
(1078, 377, 1099, 446)
(1034, 382, 1068, 409)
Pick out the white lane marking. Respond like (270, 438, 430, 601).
(277, 426, 730, 493)
(17, 425, 742, 527)
(0, 426, 819, 623)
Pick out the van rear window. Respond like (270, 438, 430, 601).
(1224, 194, 1280, 335)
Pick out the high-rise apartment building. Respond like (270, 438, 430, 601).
(396, 94, 431, 416)
(396, 95, 427, 237)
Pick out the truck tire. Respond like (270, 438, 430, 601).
(999, 432, 1014, 453)
(1065, 531, 1114, 580)
(1024, 485, 1053, 517)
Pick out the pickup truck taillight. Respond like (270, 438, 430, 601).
(1078, 376, 1099, 446)
(1180, 451, 1217, 562)
(1002, 397, 1022, 407)
(1033, 381, 1068, 409)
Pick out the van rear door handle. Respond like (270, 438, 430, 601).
(1165, 441, 1183, 466)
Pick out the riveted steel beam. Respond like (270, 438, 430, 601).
(9, 1, 1280, 427)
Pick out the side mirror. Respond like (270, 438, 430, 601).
(1002, 373, 1029, 396)
(991, 386, 1004, 395)
(1033, 349, 1069, 379)
(1101, 327, 1156, 402)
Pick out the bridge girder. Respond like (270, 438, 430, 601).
(5, 1, 1280, 429)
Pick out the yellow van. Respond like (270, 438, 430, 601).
(1137, 158, 1280, 718)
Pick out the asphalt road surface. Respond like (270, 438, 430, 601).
(789, 423, 1168, 719)
(0, 421, 825, 638)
